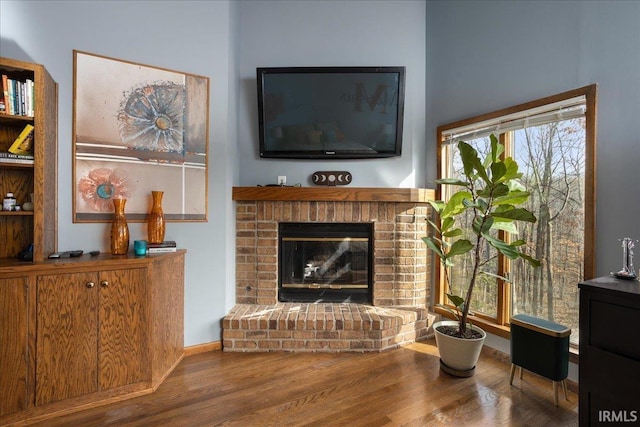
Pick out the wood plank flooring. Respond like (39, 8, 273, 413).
(34, 339, 578, 426)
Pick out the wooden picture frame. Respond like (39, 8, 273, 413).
(72, 50, 209, 222)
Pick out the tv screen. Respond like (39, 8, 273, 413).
(257, 66, 405, 159)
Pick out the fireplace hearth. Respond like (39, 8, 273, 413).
(279, 223, 372, 303)
(225, 187, 436, 352)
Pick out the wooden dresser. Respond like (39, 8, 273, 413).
(0, 250, 185, 425)
(578, 276, 640, 425)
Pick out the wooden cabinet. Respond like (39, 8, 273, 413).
(0, 251, 185, 425)
(35, 268, 149, 406)
(579, 276, 640, 425)
(0, 276, 32, 417)
(0, 57, 58, 262)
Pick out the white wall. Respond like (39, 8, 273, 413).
(0, 0, 239, 346)
(237, 0, 427, 188)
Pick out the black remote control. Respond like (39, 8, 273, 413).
(48, 250, 84, 259)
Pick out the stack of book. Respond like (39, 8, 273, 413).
(0, 124, 35, 164)
(0, 152, 34, 164)
(147, 241, 177, 253)
(1, 74, 34, 116)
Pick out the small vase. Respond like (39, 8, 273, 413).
(110, 198, 129, 255)
(147, 190, 165, 244)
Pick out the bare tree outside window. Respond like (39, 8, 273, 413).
(435, 85, 596, 346)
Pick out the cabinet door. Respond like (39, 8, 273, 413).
(0, 277, 30, 416)
(99, 268, 150, 390)
(35, 273, 98, 405)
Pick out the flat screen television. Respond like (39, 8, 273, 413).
(257, 66, 405, 159)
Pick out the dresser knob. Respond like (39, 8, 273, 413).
(101, 280, 109, 288)
(86, 282, 95, 288)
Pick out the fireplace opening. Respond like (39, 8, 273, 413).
(278, 223, 373, 303)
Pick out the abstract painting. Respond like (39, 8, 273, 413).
(73, 50, 209, 222)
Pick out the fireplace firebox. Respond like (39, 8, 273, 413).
(278, 223, 373, 303)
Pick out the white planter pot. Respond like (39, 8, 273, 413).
(433, 320, 486, 375)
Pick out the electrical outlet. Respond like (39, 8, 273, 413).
(278, 176, 286, 186)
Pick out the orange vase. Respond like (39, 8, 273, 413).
(147, 191, 165, 244)
(110, 198, 129, 255)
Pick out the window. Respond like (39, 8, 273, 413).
(435, 85, 596, 346)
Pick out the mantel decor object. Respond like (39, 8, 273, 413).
(614, 237, 637, 280)
(110, 198, 129, 255)
(147, 190, 165, 244)
(311, 171, 352, 186)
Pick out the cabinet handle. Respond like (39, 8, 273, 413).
(101, 280, 109, 288)
(86, 281, 95, 288)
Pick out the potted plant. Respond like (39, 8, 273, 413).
(423, 134, 540, 377)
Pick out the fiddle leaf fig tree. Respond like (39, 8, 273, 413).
(423, 135, 540, 338)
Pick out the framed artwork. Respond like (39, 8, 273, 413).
(72, 50, 209, 222)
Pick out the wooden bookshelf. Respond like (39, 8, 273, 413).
(0, 57, 58, 261)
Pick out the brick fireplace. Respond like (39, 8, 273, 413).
(223, 187, 436, 352)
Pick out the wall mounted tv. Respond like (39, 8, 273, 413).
(257, 66, 406, 159)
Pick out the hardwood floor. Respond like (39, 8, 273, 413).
(34, 339, 578, 426)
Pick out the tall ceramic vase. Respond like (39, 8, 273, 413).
(110, 198, 130, 255)
(147, 190, 165, 244)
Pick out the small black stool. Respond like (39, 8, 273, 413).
(509, 314, 571, 406)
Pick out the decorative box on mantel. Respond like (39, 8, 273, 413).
(225, 187, 437, 352)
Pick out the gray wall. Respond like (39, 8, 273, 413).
(237, 0, 427, 188)
(1, 0, 639, 349)
(0, 0, 239, 346)
(0, 0, 426, 346)
(426, 0, 640, 279)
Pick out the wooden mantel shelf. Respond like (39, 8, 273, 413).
(232, 186, 436, 203)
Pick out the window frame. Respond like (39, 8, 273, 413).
(433, 85, 597, 340)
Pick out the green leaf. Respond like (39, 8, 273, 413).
(490, 161, 507, 183)
(435, 303, 460, 320)
(472, 215, 494, 235)
(443, 228, 463, 238)
(441, 191, 472, 218)
(441, 217, 455, 232)
(491, 207, 537, 223)
(490, 221, 518, 234)
(448, 239, 473, 257)
(493, 190, 531, 206)
(422, 237, 444, 259)
(501, 157, 522, 181)
(435, 178, 469, 187)
(483, 234, 520, 259)
(459, 141, 490, 184)
(427, 200, 445, 213)
(446, 294, 465, 309)
(519, 252, 541, 267)
(490, 134, 504, 161)
(426, 218, 442, 232)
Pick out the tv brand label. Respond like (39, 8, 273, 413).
(598, 410, 638, 423)
(340, 83, 398, 114)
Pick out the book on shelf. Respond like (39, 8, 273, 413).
(0, 156, 34, 165)
(8, 124, 34, 155)
(2, 74, 10, 115)
(147, 240, 177, 248)
(0, 152, 34, 160)
(0, 75, 34, 117)
(147, 246, 177, 253)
